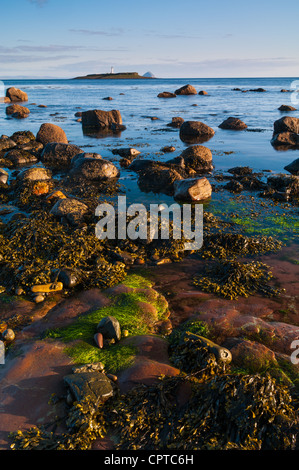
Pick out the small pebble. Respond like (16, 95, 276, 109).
(2, 329, 15, 342)
(34, 294, 45, 303)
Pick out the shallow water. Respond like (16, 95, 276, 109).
(1, 76, 299, 208)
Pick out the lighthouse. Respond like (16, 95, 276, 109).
(110, 66, 114, 74)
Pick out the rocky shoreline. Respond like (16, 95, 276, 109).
(0, 85, 298, 451)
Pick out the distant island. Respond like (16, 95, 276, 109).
(73, 72, 156, 80)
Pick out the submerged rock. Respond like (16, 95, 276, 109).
(278, 105, 297, 112)
(166, 116, 184, 128)
(157, 91, 176, 98)
(219, 117, 247, 130)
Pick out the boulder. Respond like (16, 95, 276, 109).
(138, 164, 183, 195)
(198, 90, 208, 95)
(179, 120, 215, 144)
(218, 117, 247, 130)
(17, 167, 52, 182)
(41, 142, 83, 169)
(174, 177, 212, 201)
(70, 154, 119, 180)
(157, 91, 176, 98)
(0, 137, 17, 152)
(167, 145, 213, 174)
(273, 116, 299, 134)
(5, 87, 28, 102)
(278, 105, 297, 112)
(284, 158, 299, 175)
(36, 123, 68, 145)
(50, 197, 88, 225)
(63, 371, 114, 404)
(175, 84, 197, 95)
(166, 116, 184, 128)
(5, 104, 30, 119)
(271, 116, 299, 148)
(4, 149, 38, 166)
(81, 109, 122, 131)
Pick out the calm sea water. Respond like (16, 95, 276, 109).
(1, 77, 299, 205)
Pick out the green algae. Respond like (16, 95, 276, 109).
(46, 280, 169, 372)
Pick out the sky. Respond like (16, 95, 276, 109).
(0, 0, 299, 78)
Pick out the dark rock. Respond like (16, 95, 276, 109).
(97, 315, 121, 342)
(224, 180, 244, 193)
(58, 269, 79, 288)
(0, 137, 17, 152)
(63, 371, 114, 404)
(4, 149, 38, 166)
(41, 143, 83, 169)
(81, 109, 122, 131)
(284, 158, 299, 175)
(248, 88, 266, 92)
(198, 90, 208, 95)
(219, 116, 247, 130)
(138, 164, 183, 195)
(228, 166, 252, 176)
(271, 116, 299, 149)
(70, 154, 119, 180)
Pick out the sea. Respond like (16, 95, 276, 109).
(1, 76, 299, 207)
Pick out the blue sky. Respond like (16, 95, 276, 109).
(1, 0, 299, 78)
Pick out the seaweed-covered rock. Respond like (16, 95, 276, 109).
(138, 164, 183, 195)
(278, 105, 297, 112)
(70, 154, 119, 180)
(17, 167, 52, 182)
(50, 197, 88, 225)
(41, 143, 83, 169)
(63, 371, 114, 404)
